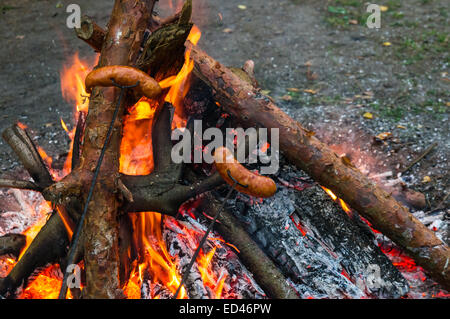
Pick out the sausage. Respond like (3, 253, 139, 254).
(85, 66, 162, 99)
(214, 146, 277, 198)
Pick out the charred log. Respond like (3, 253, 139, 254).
(122, 103, 224, 215)
(0, 234, 26, 258)
(0, 213, 69, 297)
(201, 193, 299, 299)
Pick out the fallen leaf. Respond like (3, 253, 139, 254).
(238, 5, 247, 10)
(397, 124, 407, 129)
(349, 19, 358, 25)
(363, 112, 373, 119)
(223, 28, 233, 33)
(446, 102, 450, 107)
(341, 156, 355, 168)
(287, 88, 300, 93)
(380, 6, 388, 12)
(261, 90, 271, 95)
(281, 95, 292, 101)
(303, 89, 317, 95)
(16, 35, 25, 40)
(376, 132, 392, 140)
(303, 128, 316, 137)
(383, 42, 392, 46)
(422, 176, 431, 183)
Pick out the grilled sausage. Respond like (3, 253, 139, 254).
(85, 66, 161, 98)
(214, 146, 277, 198)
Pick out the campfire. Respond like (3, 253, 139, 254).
(0, 0, 448, 299)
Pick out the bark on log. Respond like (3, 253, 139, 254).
(44, 0, 158, 298)
(75, 16, 106, 52)
(0, 234, 26, 257)
(201, 194, 299, 299)
(77, 0, 156, 299)
(2, 125, 53, 188)
(189, 45, 450, 290)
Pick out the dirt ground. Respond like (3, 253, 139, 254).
(0, 0, 448, 209)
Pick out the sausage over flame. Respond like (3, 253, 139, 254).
(214, 146, 277, 198)
(85, 66, 162, 99)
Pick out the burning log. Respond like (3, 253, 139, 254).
(189, 45, 450, 290)
(0, 234, 26, 258)
(0, 213, 70, 297)
(0, 124, 75, 296)
(55, 0, 157, 299)
(200, 193, 299, 299)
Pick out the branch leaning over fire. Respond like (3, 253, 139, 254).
(0, 179, 42, 192)
(189, 45, 450, 291)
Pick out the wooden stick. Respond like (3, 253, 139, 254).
(0, 179, 41, 192)
(189, 45, 450, 290)
(75, 16, 106, 52)
(401, 142, 438, 174)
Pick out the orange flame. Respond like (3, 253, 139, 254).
(17, 200, 53, 262)
(159, 25, 201, 128)
(60, 52, 97, 114)
(321, 186, 352, 213)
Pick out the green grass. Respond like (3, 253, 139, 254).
(1, 6, 19, 14)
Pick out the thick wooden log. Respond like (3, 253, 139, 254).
(0, 234, 26, 257)
(78, 0, 156, 299)
(189, 45, 450, 290)
(44, 0, 158, 299)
